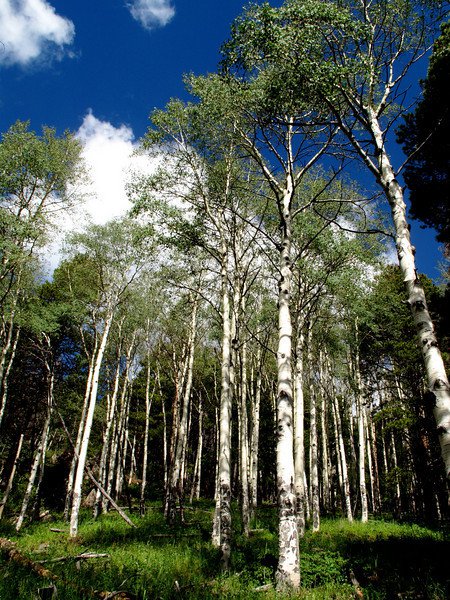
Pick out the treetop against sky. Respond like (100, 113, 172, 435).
(0, 0, 445, 279)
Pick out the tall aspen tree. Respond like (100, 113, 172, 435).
(275, 0, 450, 479)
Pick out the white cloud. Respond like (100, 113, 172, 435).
(126, 0, 175, 30)
(75, 111, 138, 224)
(42, 111, 158, 275)
(0, 0, 75, 66)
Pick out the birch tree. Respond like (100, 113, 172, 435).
(131, 94, 264, 566)
(61, 217, 154, 537)
(269, 0, 450, 479)
(0, 121, 84, 431)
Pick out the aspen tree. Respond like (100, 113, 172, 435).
(166, 293, 198, 523)
(190, 394, 203, 503)
(353, 322, 369, 523)
(307, 324, 320, 532)
(132, 98, 262, 567)
(0, 433, 24, 520)
(0, 122, 84, 432)
(16, 334, 54, 531)
(279, 0, 450, 479)
(66, 218, 152, 537)
(140, 332, 156, 514)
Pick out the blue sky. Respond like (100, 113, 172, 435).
(0, 0, 445, 280)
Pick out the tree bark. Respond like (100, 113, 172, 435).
(190, 394, 203, 503)
(0, 433, 24, 520)
(249, 346, 262, 515)
(70, 309, 113, 537)
(140, 354, 155, 515)
(369, 110, 450, 480)
(216, 249, 233, 569)
(308, 327, 320, 532)
(294, 327, 306, 536)
(16, 357, 54, 532)
(238, 296, 250, 536)
(275, 186, 300, 589)
(166, 294, 197, 524)
(94, 354, 122, 518)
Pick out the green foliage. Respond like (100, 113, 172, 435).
(220, 0, 365, 116)
(0, 509, 447, 599)
(397, 20, 450, 246)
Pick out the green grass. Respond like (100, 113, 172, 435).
(0, 504, 448, 599)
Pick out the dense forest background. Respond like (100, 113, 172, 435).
(1, 0, 449, 598)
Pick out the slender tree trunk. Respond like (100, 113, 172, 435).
(140, 357, 154, 515)
(369, 113, 450, 480)
(390, 430, 402, 517)
(216, 250, 233, 569)
(0, 324, 20, 430)
(238, 298, 250, 536)
(64, 345, 97, 521)
(190, 395, 203, 503)
(353, 323, 368, 523)
(212, 406, 221, 547)
(104, 414, 119, 512)
(115, 382, 132, 501)
(294, 327, 306, 536)
(16, 358, 54, 532)
(128, 433, 137, 485)
(94, 356, 122, 518)
(166, 295, 197, 524)
(319, 352, 331, 513)
(0, 433, 24, 520)
(70, 309, 114, 538)
(249, 347, 262, 516)
(308, 328, 320, 533)
(160, 373, 168, 492)
(334, 392, 352, 522)
(357, 390, 368, 522)
(369, 416, 382, 515)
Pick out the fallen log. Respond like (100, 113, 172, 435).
(57, 410, 136, 529)
(0, 538, 132, 599)
(350, 569, 364, 598)
(40, 552, 109, 564)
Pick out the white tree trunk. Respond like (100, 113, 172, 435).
(369, 111, 450, 480)
(390, 430, 402, 516)
(0, 323, 20, 430)
(319, 352, 331, 513)
(353, 323, 368, 523)
(334, 393, 352, 522)
(0, 433, 24, 520)
(70, 310, 113, 537)
(190, 395, 203, 502)
(238, 298, 250, 536)
(294, 328, 306, 536)
(167, 294, 197, 524)
(308, 329, 320, 533)
(94, 356, 121, 518)
(212, 406, 221, 547)
(16, 363, 54, 532)
(64, 346, 97, 521)
(364, 407, 375, 513)
(140, 357, 154, 515)
(216, 251, 233, 568)
(275, 188, 300, 589)
(249, 346, 262, 514)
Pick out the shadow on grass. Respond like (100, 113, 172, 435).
(344, 537, 450, 599)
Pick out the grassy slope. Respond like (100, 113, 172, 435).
(0, 503, 448, 599)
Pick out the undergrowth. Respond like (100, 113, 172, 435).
(0, 503, 448, 599)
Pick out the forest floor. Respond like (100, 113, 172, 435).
(0, 501, 448, 599)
